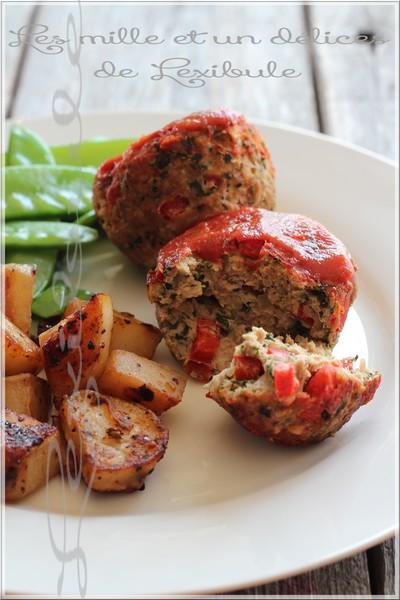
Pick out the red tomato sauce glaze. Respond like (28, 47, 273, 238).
(149, 207, 356, 287)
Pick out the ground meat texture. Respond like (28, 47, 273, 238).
(147, 208, 357, 381)
(93, 110, 276, 269)
(207, 328, 381, 445)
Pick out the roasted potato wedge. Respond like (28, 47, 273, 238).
(3, 315, 43, 375)
(98, 349, 187, 414)
(64, 297, 85, 317)
(110, 311, 162, 358)
(4, 408, 60, 501)
(3, 263, 35, 335)
(60, 390, 168, 492)
(37, 320, 60, 347)
(39, 293, 113, 399)
(65, 299, 162, 359)
(5, 373, 51, 422)
(39, 297, 89, 347)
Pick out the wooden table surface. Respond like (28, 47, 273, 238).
(4, 2, 397, 597)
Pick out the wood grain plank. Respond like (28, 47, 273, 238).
(367, 538, 397, 596)
(8, 3, 318, 129)
(227, 551, 371, 596)
(308, 3, 396, 158)
(4, 3, 38, 117)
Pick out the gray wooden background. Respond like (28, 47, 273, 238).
(4, 1, 397, 597)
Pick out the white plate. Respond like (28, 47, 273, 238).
(5, 113, 397, 597)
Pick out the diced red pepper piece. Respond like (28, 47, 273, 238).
(147, 268, 164, 285)
(267, 345, 290, 360)
(237, 239, 265, 259)
(189, 318, 220, 364)
(158, 195, 189, 220)
(273, 362, 300, 400)
(297, 304, 314, 327)
(234, 355, 264, 381)
(304, 364, 340, 397)
(300, 364, 351, 422)
(186, 361, 214, 383)
(361, 374, 381, 405)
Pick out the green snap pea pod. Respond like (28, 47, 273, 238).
(4, 165, 96, 220)
(51, 137, 134, 167)
(75, 208, 97, 226)
(5, 221, 99, 248)
(32, 283, 92, 318)
(5, 248, 58, 298)
(6, 125, 55, 166)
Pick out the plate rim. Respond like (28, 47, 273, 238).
(4, 526, 397, 598)
(6, 109, 398, 168)
(4, 110, 398, 596)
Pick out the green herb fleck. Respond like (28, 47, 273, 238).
(189, 180, 206, 196)
(175, 323, 190, 341)
(154, 152, 171, 170)
(216, 313, 230, 335)
(311, 288, 329, 308)
(289, 321, 310, 338)
(259, 405, 271, 417)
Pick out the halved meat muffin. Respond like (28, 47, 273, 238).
(207, 327, 381, 445)
(93, 110, 276, 268)
(148, 208, 357, 381)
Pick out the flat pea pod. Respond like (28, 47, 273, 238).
(5, 221, 98, 248)
(75, 208, 97, 226)
(51, 137, 134, 167)
(7, 125, 55, 166)
(4, 165, 96, 220)
(32, 283, 92, 318)
(5, 248, 58, 298)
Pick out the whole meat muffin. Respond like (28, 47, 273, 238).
(93, 110, 276, 268)
(148, 208, 357, 381)
(207, 328, 381, 445)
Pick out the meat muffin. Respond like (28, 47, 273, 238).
(148, 208, 357, 381)
(207, 327, 381, 445)
(93, 110, 276, 268)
